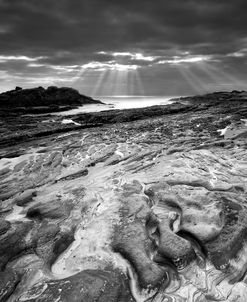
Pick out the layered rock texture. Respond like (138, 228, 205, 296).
(0, 90, 247, 301)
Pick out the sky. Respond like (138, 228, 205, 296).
(0, 0, 247, 96)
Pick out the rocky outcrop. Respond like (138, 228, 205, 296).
(0, 91, 247, 301)
(0, 86, 102, 112)
(112, 181, 169, 288)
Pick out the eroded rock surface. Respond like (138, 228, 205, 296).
(0, 91, 247, 301)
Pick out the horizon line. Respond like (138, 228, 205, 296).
(93, 95, 182, 98)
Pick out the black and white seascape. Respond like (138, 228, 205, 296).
(0, 1, 247, 302)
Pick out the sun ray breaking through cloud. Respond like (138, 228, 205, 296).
(90, 70, 109, 96)
(133, 71, 145, 96)
(70, 67, 88, 84)
(1, 1, 246, 94)
(205, 63, 246, 89)
(175, 65, 207, 94)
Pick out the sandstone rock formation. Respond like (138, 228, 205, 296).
(0, 91, 247, 301)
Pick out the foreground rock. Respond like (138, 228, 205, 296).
(0, 90, 247, 301)
(112, 181, 169, 289)
(17, 269, 133, 302)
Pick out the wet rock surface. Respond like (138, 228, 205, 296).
(0, 91, 247, 301)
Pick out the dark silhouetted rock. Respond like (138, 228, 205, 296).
(0, 86, 103, 110)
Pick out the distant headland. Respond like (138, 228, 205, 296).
(0, 86, 103, 114)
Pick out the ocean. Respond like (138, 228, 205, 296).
(56, 96, 178, 116)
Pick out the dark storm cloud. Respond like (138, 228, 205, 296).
(1, 0, 246, 56)
(0, 0, 246, 93)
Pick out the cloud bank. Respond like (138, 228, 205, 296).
(0, 0, 246, 95)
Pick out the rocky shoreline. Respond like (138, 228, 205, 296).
(0, 90, 247, 301)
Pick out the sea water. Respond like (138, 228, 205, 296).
(56, 96, 178, 116)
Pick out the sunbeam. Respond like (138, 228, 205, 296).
(133, 71, 145, 95)
(90, 69, 109, 96)
(205, 63, 246, 88)
(72, 65, 142, 96)
(113, 69, 127, 96)
(195, 62, 224, 87)
(127, 70, 135, 96)
(175, 64, 207, 94)
(191, 61, 246, 91)
(71, 67, 88, 84)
